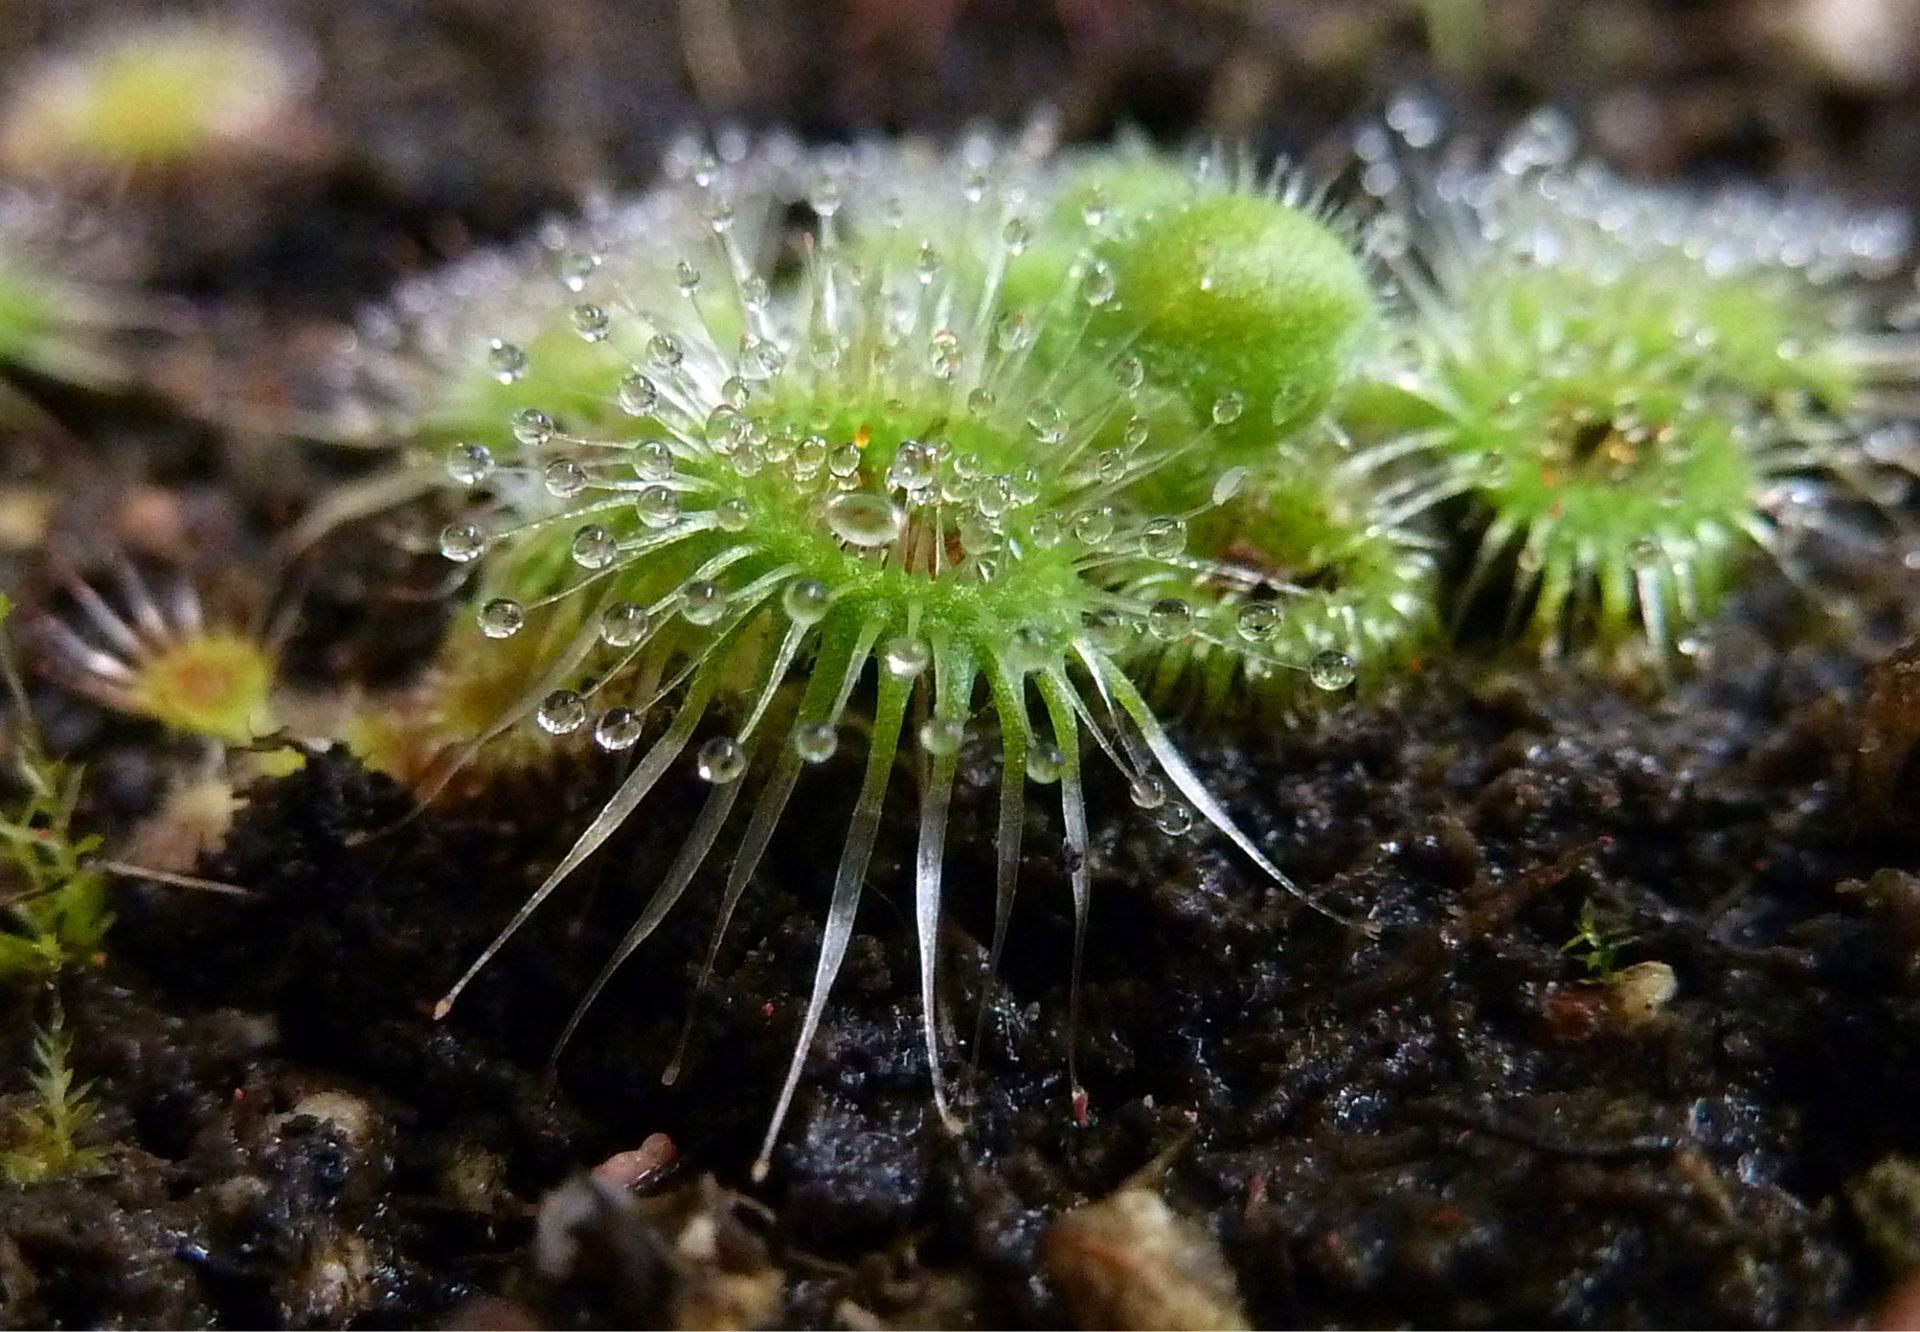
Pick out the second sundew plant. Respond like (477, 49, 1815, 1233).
(1365, 109, 1920, 658)
(414, 135, 1381, 1176)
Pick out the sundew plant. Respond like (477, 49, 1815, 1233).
(315, 117, 1918, 1178)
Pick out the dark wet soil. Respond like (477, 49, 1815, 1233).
(6, 1, 1920, 1328)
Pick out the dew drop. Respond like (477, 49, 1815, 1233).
(1026, 744, 1065, 784)
(966, 388, 995, 416)
(793, 721, 838, 763)
(445, 442, 494, 485)
(696, 735, 746, 783)
(1113, 356, 1145, 392)
(511, 408, 556, 447)
(601, 601, 650, 647)
(919, 716, 965, 756)
(1478, 451, 1513, 486)
(681, 581, 727, 625)
(487, 340, 527, 384)
(1629, 536, 1663, 566)
(1211, 392, 1245, 425)
(477, 598, 524, 638)
(824, 492, 900, 547)
(1309, 648, 1357, 691)
(1081, 188, 1109, 228)
(537, 690, 587, 735)
(594, 708, 644, 751)
(882, 636, 930, 678)
(1028, 513, 1064, 548)
(572, 525, 619, 569)
(916, 243, 942, 284)
(1002, 216, 1032, 253)
(715, 497, 751, 531)
(439, 521, 487, 562)
(676, 261, 702, 295)
(618, 372, 660, 416)
(1147, 597, 1192, 640)
(544, 457, 589, 497)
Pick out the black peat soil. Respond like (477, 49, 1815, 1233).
(6, 1, 1920, 1328)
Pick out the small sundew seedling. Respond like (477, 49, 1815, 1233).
(34, 562, 281, 750)
(1367, 108, 1920, 658)
(0, 185, 134, 391)
(418, 135, 1369, 1178)
(0, 17, 314, 179)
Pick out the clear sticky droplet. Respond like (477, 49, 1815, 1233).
(1128, 774, 1166, 810)
(1026, 744, 1065, 784)
(477, 598, 524, 638)
(487, 340, 527, 384)
(696, 735, 746, 783)
(446, 442, 495, 485)
(888, 441, 934, 492)
(715, 497, 751, 531)
(824, 493, 900, 547)
(1212, 466, 1250, 505)
(621, 486, 675, 533)
(882, 636, 930, 678)
(793, 721, 838, 763)
(647, 333, 685, 372)
(1212, 392, 1245, 425)
(782, 578, 830, 624)
(1082, 260, 1116, 307)
(635, 440, 675, 481)
(543, 457, 588, 498)
(1235, 603, 1279, 641)
(594, 708, 644, 751)
(439, 521, 487, 562)
(601, 602, 649, 647)
(919, 716, 965, 756)
(571, 304, 611, 341)
(1026, 400, 1067, 444)
(1139, 517, 1186, 558)
(681, 581, 727, 625)
(1152, 802, 1193, 836)
(1309, 648, 1357, 691)
(571, 526, 618, 569)
(618, 372, 659, 416)
(537, 690, 587, 735)
(1005, 624, 1053, 674)
(511, 408, 555, 447)
(1147, 598, 1192, 640)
